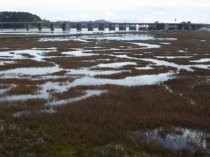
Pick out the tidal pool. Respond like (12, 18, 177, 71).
(130, 127, 209, 153)
(130, 42, 161, 49)
(0, 48, 57, 62)
(0, 65, 62, 77)
(190, 58, 210, 63)
(141, 58, 210, 72)
(66, 72, 175, 88)
(95, 62, 137, 68)
(156, 56, 193, 59)
(67, 68, 129, 77)
(62, 49, 97, 57)
(39, 34, 177, 42)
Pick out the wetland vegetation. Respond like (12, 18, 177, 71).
(0, 31, 210, 157)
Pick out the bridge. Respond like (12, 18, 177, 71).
(0, 22, 43, 31)
(0, 21, 210, 32)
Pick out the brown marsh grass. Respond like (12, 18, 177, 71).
(0, 31, 210, 157)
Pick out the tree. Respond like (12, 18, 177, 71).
(0, 11, 42, 28)
(0, 11, 42, 22)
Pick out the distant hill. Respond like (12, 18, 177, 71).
(0, 11, 42, 22)
(93, 19, 111, 23)
(54, 19, 112, 28)
(59, 19, 112, 24)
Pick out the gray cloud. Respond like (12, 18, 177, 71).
(0, 0, 209, 23)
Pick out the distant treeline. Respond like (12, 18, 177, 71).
(0, 11, 42, 29)
(0, 11, 41, 22)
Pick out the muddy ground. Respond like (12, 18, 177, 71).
(0, 31, 210, 157)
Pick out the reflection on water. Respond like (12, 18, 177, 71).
(156, 56, 193, 59)
(68, 68, 129, 76)
(0, 65, 62, 77)
(39, 33, 177, 43)
(66, 72, 175, 88)
(62, 49, 96, 57)
(141, 58, 210, 72)
(130, 42, 161, 49)
(130, 127, 210, 153)
(0, 48, 57, 61)
(190, 58, 210, 63)
(0, 28, 118, 35)
(39, 33, 156, 42)
(95, 62, 137, 68)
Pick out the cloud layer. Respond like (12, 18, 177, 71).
(0, 0, 209, 23)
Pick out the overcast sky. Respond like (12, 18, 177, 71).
(0, 0, 210, 23)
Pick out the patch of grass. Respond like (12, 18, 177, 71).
(7, 85, 40, 95)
